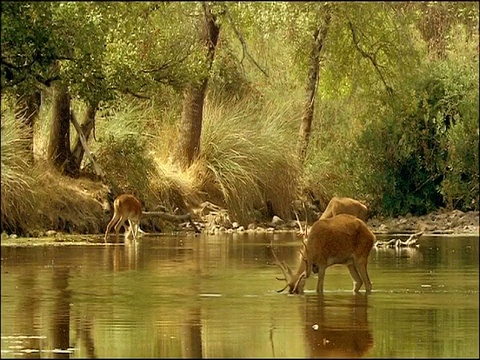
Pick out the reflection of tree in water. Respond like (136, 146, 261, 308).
(16, 268, 42, 358)
(180, 238, 203, 358)
(51, 266, 71, 359)
(74, 312, 97, 358)
(304, 293, 373, 358)
(181, 306, 203, 358)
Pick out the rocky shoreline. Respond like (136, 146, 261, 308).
(1, 209, 478, 246)
(367, 209, 479, 235)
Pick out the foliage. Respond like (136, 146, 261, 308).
(93, 104, 157, 202)
(1, 2, 478, 234)
(439, 40, 479, 211)
(347, 52, 478, 216)
(1, 2, 57, 91)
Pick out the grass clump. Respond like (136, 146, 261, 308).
(193, 96, 302, 224)
(1, 108, 38, 234)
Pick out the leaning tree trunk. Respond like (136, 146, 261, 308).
(297, 13, 331, 165)
(71, 103, 98, 174)
(176, 2, 220, 169)
(15, 90, 41, 165)
(48, 81, 75, 176)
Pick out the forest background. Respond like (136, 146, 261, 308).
(1, 2, 478, 236)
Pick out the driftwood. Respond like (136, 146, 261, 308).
(143, 211, 201, 233)
(374, 231, 423, 248)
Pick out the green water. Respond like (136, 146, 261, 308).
(1, 232, 478, 358)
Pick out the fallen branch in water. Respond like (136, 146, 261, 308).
(142, 211, 201, 233)
(374, 231, 423, 248)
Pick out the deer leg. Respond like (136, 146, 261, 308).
(315, 265, 327, 293)
(114, 216, 126, 243)
(354, 259, 372, 293)
(104, 213, 120, 243)
(128, 219, 138, 241)
(347, 263, 363, 292)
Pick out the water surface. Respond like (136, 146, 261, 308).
(1, 232, 478, 358)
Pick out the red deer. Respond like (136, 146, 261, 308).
(104, 194, 142, 243)
(320, 196, 368, 221)
(272, 214, 375, 294)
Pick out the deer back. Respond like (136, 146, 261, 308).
(320, 197, 368, 221)
(115, 194, 142, 220)
(305, 214, 375, 274)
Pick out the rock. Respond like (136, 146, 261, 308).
(270, 215, 285, 226)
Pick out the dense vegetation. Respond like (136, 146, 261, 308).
(1, 2, 478, 235)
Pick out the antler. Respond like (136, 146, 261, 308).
(294, 210, 303, 236)
(270, 239, 293, 292)
(294, 208, 309, 263)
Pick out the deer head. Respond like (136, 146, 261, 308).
(271, 211, 310, 294)
(272, 213, 375, 294)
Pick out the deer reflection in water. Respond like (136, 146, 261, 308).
(104, 238, 139, 272)
(304, 293, 373, 358)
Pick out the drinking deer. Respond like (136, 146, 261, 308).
(272, 214, 375, 294)
(320, 197, 368, 221)
(104, 194, 142, 243)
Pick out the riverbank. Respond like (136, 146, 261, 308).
(1, 208, 478, 247)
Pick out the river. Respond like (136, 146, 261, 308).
(1, 232, 478, 358)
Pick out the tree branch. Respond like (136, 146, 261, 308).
(222, 5, 269, 77)
(348, 21, 394, 96)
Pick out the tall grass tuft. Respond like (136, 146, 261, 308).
(194, 95, 302, 224)
(1, 108, 38, 234)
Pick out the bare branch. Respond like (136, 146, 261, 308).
(123, 88, 151, 100)
(348, 21, 394, 96)
(222, 5, 269, 77)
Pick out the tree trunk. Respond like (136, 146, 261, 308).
(71, 103, 98, 174)
(298, 13, 331, 165)
(48, 82, 75, 176)
(15, 91, 41, 165)
(176, 2, 220, 169)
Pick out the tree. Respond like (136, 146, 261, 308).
(48, 80, 75, 175)
(297, 5, 331, 164)
(176, 2, 220, 169)
(1, 2, 58, 164)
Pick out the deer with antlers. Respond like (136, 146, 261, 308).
(272, 213, 375, 294)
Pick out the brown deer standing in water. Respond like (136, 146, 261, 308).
(272, 214, 375, 294)
(320, 196, 368, 221)
(104, 194, 142, 243)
